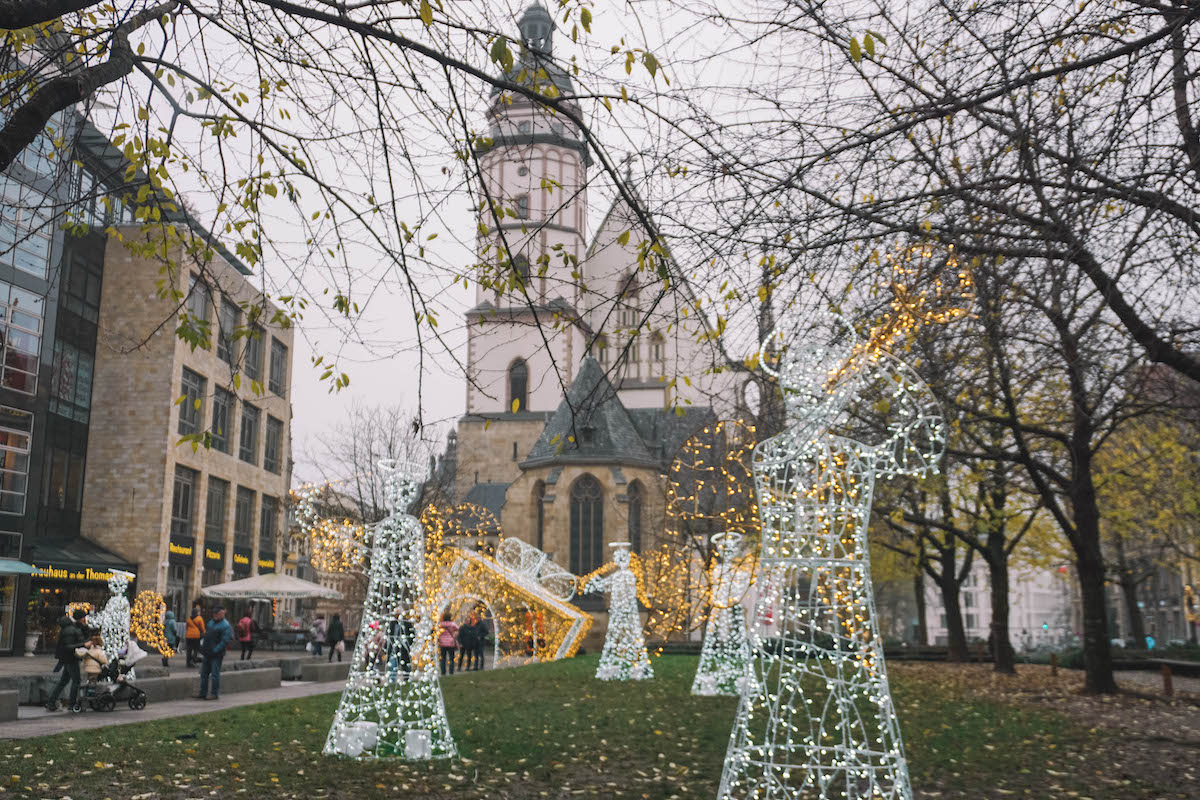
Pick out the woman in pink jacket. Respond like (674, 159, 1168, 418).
(437, 612, 459, 676)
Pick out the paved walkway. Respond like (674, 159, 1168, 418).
(0, 680, 345, 740)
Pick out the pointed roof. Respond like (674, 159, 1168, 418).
(523, 357, 659, 467)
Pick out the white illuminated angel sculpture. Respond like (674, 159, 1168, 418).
(97, 571, 133, 664)
(324, 459, 456, 761)
(692, 533, 752, 697)
(585, 542, 653, 681)
(717, 316, 946, 800)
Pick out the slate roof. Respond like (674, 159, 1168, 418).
(522, 357, 713, 469)
(463, 482, 511, 519)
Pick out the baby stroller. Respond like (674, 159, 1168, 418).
(73, 642, 148, 712)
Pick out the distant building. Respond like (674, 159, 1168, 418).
(0, 115, 293, 654)
(923, 566, 1077, 651)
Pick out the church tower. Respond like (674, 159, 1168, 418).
(465, 3, 591, 418)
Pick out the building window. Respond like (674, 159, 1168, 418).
(518, 166, 529, 176)
(178, 368, 206, 436)
(269, 338, 287, 396)
(517, 120, 531, 135)
(217, 297, 240, 364)
(211, 387, 234, 454)
(533, 480, 545, 551)
(205, 477, 229, 543)
(234, 486, 255, 547)
(259, 495, 278, 553)
(569, 474, 603, 576)
(186, 275, 210, 323)
(239, 403, 260, 464)
(49, 340, 93, 423)
(0, 176, 52, 278)
(41, 447, 84, 511)
(627, 481, 643, 553)
(508, 359, 528, 413)
(245, 325, 264, 381)
(650, 332, 664, 364)
(594, 335, 608, 366)
(513, 254, 530, 285)
(61, 246, 103, 322)
(0, 282, 43, 395)
(0, 407, 32, 515)
(515, 194, 530, 219)
(170, 465, 197, 538)
(264, 415, 283, 474)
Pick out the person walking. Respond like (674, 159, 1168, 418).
(438, 612, 459, 676)
(326, 614, 345, 663)
(309, 615, 326, 658)
(185, 603, 205, 668)
(196, 607, 233, 700)
(457, 613, 478, 672)
(236, 612, 259, 660)
(162, 610, 179, 667)
(472, 614, 490, 671)
(44, 608, 88, 711)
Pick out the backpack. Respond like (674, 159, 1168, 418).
(236, 619, 249, 638)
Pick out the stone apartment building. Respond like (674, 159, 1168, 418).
(79, 229, 294, 618)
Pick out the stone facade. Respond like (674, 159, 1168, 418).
(80, 227, 293, 614)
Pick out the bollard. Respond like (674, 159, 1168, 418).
(1050, 653, 1058, 676)
(1162, 664, 1174, 698)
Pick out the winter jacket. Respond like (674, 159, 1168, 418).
(458, 620, 479, 649)
(55, 618, 87, 663)
(186, 613, 206, 640)
(200, 618, 233, 657)
(163, 612, 179, 647)
(235, 616, 255, 642)
(437, 621, 459, 648)
(81, 644, 108, 678)
(309, 618, 326, 642)
(325, 618, 344, 646)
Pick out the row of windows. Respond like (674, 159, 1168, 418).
(185, 276, 289, 395)
(171, 466, 280, 551)
(595, 333, 666, 366)
(179, 367, 284, 473)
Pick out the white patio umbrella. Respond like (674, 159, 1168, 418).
(200, 572, 343, 600)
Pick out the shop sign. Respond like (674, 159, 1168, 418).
(31, 564, 133, 583)
(203, 543, 225, 569)
(232, 547, 252, 573)
(257, 557, 276, 573)
(168, 536, 195, 565)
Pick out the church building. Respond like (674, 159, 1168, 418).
(452, 4, 727, 605)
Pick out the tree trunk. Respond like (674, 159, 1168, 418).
(1071, 471, 1119, 693)
(987, 547, 1016, 674)
(913, 571, 928, 646)
(1118, 573, 1146, 645)
(934, 563, 968, 662)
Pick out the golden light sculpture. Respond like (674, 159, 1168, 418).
(131, 591, 174, 658)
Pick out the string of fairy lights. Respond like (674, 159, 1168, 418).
(131, 591, 174, 658)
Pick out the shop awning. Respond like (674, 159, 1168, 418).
(0, 558, 36, 574)
(200, 572, 343, 600)
(27, 537, 138, 580)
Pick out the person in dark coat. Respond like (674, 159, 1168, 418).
(45, 609, 88, 711)
(326, 614, 345, 663)
(472, 614, 490, 671)
(457, 613, 479, 672)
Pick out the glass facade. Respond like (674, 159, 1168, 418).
(0, 281, 44, 395)
(0, 407, 33, 516)
(0, 176, 52, 278)
(49, 340, 93, 423)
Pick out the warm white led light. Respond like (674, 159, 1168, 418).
(96, 571, 133, 672)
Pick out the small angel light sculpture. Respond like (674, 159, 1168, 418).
(692, 532, 753, 697)
(98, 571, 133, 664)
(585, 542, 653, 681)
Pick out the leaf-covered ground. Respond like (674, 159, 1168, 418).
(1, 655, 1195, 799)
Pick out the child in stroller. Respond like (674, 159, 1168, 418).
(72, 637, 149, 712)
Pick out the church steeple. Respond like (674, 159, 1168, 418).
(519, 4, 554, 54)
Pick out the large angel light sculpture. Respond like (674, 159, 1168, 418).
(325, 459, 456, 761)
(718, 248, 971, 800)
(692, 532, 753, 697)
(98, 571, 133, 663)
(585, 542, 653, 681)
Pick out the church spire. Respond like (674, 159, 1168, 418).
(519, 4, 554, 54)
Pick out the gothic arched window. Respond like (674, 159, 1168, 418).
(513, 254, 530, 285)
(594, 334, 608, 366)
(626, 480, 643, 553)
(533, 480, 546, 551)
(509, 359, 528, 412)
(569, 474, 604, 576)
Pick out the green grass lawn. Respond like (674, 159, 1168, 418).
(0, 655, 1178, 799)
